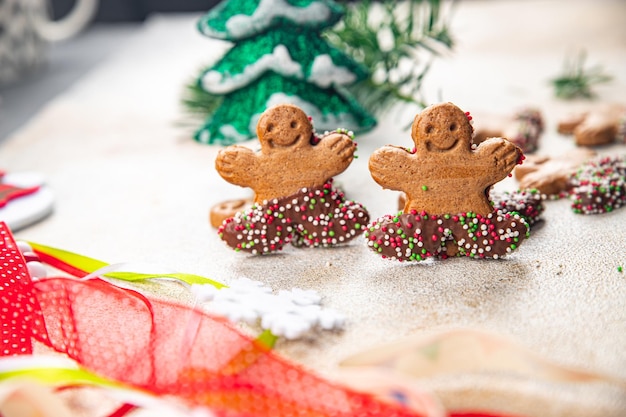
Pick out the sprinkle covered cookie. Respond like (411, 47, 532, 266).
(569, 155, 626, 214)
(366, 102, 528, 261)
(473, 107, 544, 153)
(215, 104, 368, 253)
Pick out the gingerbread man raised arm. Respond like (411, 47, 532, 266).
(366, 102, 528, 261)
(215, 104, 369, 254)
(216, 104, 356, 204)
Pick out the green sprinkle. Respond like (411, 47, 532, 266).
(354, 223, 361, 229)
(618, 266, 623, 273)
(329, 231, 335, 237)
(421, 185, 428, 191)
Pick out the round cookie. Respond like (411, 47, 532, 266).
(209, 198, 253, 228)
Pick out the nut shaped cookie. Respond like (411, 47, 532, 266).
(366, 103, 528, 261)
(216, 104, 356, 203)
(514, 148, 597, 195)
(370, 102, 522, 216)
(215, 104, 369, 254)
(557, 103, 626, 146)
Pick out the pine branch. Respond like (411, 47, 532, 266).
(181, 0, 455, 128)
(181, 79, 222, 116)
(324, 0, 455, 115)
(551, 50, 612, 99)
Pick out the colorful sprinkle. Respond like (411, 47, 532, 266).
(509, 108, 544, 154)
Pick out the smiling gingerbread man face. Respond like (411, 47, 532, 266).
(412, 103, 474, 154)
(257, 104, 313, 151)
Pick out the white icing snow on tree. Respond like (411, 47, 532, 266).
(192, 0, 376, 145)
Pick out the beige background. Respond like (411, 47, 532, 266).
(1, 1, 625, 415)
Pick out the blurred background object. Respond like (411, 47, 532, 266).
(50, 0, 221, 22)
(0, 0, 223, 144)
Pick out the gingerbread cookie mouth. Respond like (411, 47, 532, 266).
(425, 138, 459, 152)
(267, 133, 303, 148)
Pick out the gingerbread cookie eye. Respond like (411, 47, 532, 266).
(449, 122, 457, 131)
(425, 124, 434, 134)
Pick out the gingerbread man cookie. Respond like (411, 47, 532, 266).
(514, 148, 597, 196)
(558, 103, 626, 146)
(215, 104, 369, 254)
(366, 102, 528, 261)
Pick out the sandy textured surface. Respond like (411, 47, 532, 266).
(2, 1, 625, 415)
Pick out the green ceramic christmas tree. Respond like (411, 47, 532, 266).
(193, 0, 376, 145)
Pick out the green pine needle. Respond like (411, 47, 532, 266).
(324, 0, 455, 115)
(181, 79, 222, 116)
(551, 50, 612, 99)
